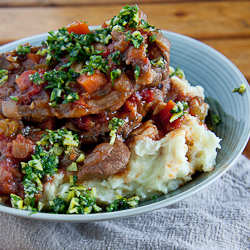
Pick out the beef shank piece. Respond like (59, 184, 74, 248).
(77, 139, 130, 182)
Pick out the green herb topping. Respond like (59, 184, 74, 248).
(134, 65, 140, 80)
(139, 19, 155, 30)
(19, 145, 59, 212)
(149, 34, 157, 43)
(110, 69, 122, 85)
(39, 128, 79, 149)
(30, 69, 80, 107)
(10, 194, 24, 210)
(94, 26, 112, 45)
(169, 66, 185, 79)
(43, 27, 101, 69)
(170, 101, 189, 123)
(109, 50, 121, 65)
(94, 4, 155, 50)
(49, 197, 69, 214)
(150, 57, 166, 69)
(125, 30, 144, 49)
(109, 117, 125, 145)
(232, 83, 246, 95)
(48, 188, 139, 214)
(151, 195, 158, 201)
(110, 4, 139, 29)
(106, 195, 140, 212)
(81, 55, 109, 75)
(10, 96, 19, 101)
(29, 72, 45, 85)
(0, 69, 8, 86)
(16, 44, 31, 55)
(212, 115, 221, 125)
(49, 186, 102, 214)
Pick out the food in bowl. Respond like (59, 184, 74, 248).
(0, 5, 221, 214)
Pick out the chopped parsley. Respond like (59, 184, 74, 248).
(71, 175, 78, 185)
(94, 26, 112, 45)
(106, 195, 139, 212)
(109, 50, 121, 65)
(149, 34, 157, 43)
(49, 197, 69, 214)
(10, 96, 18, 101)
(96, 4, 155, 49)
(0, 69, 8, 86)
(48, 188, 139, 214)
(49, 186, 102, 214)
(16, 44, 31, 55)
(150, 57, 166, 69)
(212, 114, 221, 125)
(110, 4, 139, 29)
(36, 48, 48, 56)
(232, 83, 246, 95)
(19, 144, 59, 211)
(140, 19, 155, 30)
(39, 128, 79, 149)
(110, 69, 121, 85)
(81, 55, 109, 75)
(29, 72, 45, 85)
(151, 195, 158, 201)
(125, 30, 144, 49)
(43, 27, 100, 69)
(170, 101, 189, 123)
(109, 117, 125, 145)
(30, 69, 80, 107)
(134, 65, 140, 80)
(10, 194, 24, 210)
(169, 66, 185, 79)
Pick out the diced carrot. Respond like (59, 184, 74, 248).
(26, 53, 41, 64)
(16, 70, 36, 92)
(158, 100, 176, 124)
(66, 21, 90, 34)
(123, 99, 137, 117)
(77, 70, 107, 94)
(70, 153, 77, 161)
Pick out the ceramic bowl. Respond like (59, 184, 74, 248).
(0, 29, 249, 222)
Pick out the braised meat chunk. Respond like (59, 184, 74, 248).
(77, 139, 130, 181)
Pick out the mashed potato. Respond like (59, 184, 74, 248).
(43, 115, 221, 205)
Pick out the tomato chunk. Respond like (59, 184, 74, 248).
(158, 100, 176, 124)
(66, 21, 90, 34)
(140, 89, 155, 103)
(16, 70, 36, 92)
(77, 70, 107, 94)
(158, 100, 185, 133)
